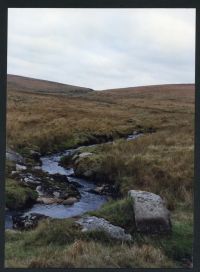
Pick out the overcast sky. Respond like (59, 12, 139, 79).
(8, 8, 195, 90)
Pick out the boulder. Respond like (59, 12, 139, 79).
(76, 216, 132, 241)
(128, 190, 171, 234)
(12, 213, 48, 230)
(63, 197, 78, 205)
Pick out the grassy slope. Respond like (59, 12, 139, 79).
(7, 74, 93, 96)
(5, 76, 194, 268)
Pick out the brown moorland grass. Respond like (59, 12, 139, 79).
(7, 76, 194, 154)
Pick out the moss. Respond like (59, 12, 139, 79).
(5, 179, 38, 210)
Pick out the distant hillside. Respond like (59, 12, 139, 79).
(101, 84, 195, 97)
(7, 74, 94, 96)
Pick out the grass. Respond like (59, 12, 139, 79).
(5, 178, 38, 210)
(5, 218, 176, 268)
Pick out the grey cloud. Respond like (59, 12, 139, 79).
(8, 8, 195, 90)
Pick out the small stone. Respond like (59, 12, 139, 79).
(16, 164, 27, 171)
(34, 166, 41, 170)
(53, 191, 60, 198)
(78, 152, 93, 158)
(36, 185, 44, 196)
(63, 197, 78, 205)
(37, 197, 57, 204)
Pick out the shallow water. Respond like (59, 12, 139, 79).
(5, 150, 108, 229)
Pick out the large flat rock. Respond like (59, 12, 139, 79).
(76, 216, 132, 241)
(128, 190, 171, 234)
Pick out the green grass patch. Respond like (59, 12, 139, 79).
(158, 222, 193, 261)
(88, 197, 136, 234)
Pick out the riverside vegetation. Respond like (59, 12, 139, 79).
(5, 75, 194, 268)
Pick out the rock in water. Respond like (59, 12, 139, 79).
(12, 213, 48, 230)
(29, 150, 41, 162)
(128, 190, 171, 234)
(16, 164, 27, 171)
(76, 216, 132, 241)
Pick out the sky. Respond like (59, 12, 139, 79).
(8, 8, 195, 90)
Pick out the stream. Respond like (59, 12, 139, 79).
(5, 133, 142, 229)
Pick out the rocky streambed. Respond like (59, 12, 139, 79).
(5, 132, 144, 230)
(5, 152, 108, 229)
